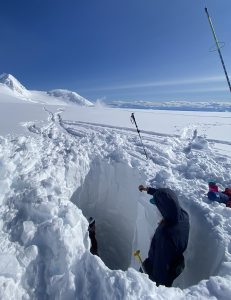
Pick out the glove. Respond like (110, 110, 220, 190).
(139, 185, 147, 192)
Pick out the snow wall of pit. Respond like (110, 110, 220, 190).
(71, 159, 225, 289)
(71, 159, 149, 270)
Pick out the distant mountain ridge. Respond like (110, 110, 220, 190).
(108, 100, 231, 112)
(0, 73, 94, 106)
(47, 89, 94, 106)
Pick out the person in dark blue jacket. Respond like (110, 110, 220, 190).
(139, 185, 190, 287)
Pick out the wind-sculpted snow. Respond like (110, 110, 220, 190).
(0, 109, 231, 299)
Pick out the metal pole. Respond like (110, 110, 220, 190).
(130, 113, 148, 160)
(205, 7, 231, 93)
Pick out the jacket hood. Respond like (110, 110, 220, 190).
(154, 188, 181, 224)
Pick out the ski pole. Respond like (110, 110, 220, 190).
(130, 113, 148, 160)
(133, 250, 146, 273)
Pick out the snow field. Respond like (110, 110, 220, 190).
(0, 107, 231, 299)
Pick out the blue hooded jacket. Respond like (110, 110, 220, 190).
(144, 188, 190, 287)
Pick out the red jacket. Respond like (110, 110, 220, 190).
(209, 185, 219, 192)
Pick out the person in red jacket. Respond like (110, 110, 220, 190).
(207, 181, 231, 208)
(208, 181, 219, 192)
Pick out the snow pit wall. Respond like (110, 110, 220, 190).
(174, 201, 225, 289)
(71, 159, 225, 288)
(71, 159, 142, 270)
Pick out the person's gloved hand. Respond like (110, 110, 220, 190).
(138, 185, 148, 192)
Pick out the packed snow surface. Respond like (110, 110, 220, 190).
(0, 98, 231, 299)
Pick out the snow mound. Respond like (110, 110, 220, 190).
(47, 89, 94, 107)
(0, 73, 30, 98)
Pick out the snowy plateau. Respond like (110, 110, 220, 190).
(0, 74, 231, 300)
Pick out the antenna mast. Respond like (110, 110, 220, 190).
(205, 7, 231, 93)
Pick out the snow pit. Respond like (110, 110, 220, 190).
(71, 159, 225, 289)
(71, 159, 142, 270)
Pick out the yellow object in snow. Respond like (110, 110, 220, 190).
(133, 250, 146, 273)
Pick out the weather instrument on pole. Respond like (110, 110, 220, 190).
(204, 7, 231, 93)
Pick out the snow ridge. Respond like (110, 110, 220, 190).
(47, 89, 94, 106)
(0, 73, 30, 98)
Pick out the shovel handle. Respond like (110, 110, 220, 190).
(133, 250, 146, 273)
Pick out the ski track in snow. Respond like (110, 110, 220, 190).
(63, 119, 231, 148)
(0, 108, 231, 299)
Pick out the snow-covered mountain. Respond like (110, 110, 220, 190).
(0, 73, 94, 107)
(47, 89, 94, 106)
(0, 73, 31, 98)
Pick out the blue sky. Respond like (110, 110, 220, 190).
(0, 0, 231, 102)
